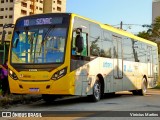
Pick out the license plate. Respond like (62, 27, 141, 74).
(29, 88, 39, 92)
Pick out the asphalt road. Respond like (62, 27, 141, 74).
(0, 89, 160, 120)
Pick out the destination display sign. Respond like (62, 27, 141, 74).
(16, 17, 63, 27)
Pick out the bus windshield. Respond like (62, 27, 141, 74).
(11, 26, 67, 64)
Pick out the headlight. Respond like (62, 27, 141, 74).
(51, 67, 67, 80)
(9, 69, 18, 80)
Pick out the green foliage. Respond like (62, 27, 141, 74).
(152, 16, 160, 53)
(137, 16, 160, 41)
(0, 43, 10, 64)
(137, 16, 160, 53)
(152, 16, 160, 40)
(137, 31, 152, 40)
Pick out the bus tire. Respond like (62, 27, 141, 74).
(132, 90, 138, 95)
(137, 77, 148, 96)
(89, 80, 101, 102)
(42, 94, 57, 103)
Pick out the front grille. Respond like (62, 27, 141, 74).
(19, 80, 50, 82)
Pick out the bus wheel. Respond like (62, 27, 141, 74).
(132, 90, 138, 95)
(42, 94, 57, 103)
(89, 80, 101, 102)
(137, 78, 148, 96)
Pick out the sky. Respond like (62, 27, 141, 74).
(66, 0, 152, 34)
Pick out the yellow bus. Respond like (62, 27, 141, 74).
(8, 13, 159, 102)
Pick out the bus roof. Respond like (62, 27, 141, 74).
(15, 13, 157, 46)
(16, 13, 71, 20)
(71, 13, 157, 46)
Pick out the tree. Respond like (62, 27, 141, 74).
(150, 16, 160, 53)
(151, 16, 160, 40)
(137, 31, 152, 40)
(137, 16, 160, 41)
(137, 16, 160, 53)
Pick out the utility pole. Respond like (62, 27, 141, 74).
(120, 21, 123, 29)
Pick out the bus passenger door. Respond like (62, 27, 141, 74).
(71, 29, 89, 95)
(112, 35, 123, 91)
(147, 46, 153, 78)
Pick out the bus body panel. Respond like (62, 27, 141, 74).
(9, 71, 75, 95)
(8, 13, 159, 98)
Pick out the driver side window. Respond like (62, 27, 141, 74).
(72, 31, 88, 56)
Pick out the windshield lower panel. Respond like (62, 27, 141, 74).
(11, 26, 67, 64)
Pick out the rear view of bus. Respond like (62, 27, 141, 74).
(8, 13, 73, 101)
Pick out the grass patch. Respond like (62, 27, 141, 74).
(0, 89, 2, 95)
(0, 94, 41, 108)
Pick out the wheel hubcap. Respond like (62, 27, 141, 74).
(143, 82, 147, 93)
(94, 82, 100, 99)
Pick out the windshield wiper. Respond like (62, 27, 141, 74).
(39, 25, 55, 55)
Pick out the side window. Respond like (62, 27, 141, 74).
(72, 29, 88, 57)
(139, 42, 146, 63)
(133, 41, 146, 62)
(112, 35, 118, 58)
(72, 31, 76, 52)
(132, 40, 139, 62)
(123, 38, 134, 61)
(112, 35, 122, 59)
(101, 31, 112, 58)
(81, 33, 88, 56)
(153, 46, 158, 73)
(153, 46, 158, 65)
(90, 25, 101, 56)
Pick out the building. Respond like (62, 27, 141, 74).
(0, 0, 44, 41)
(43, 0, 66, 13)
(0, 0, 66, 41)
(152, 0, 160, 22)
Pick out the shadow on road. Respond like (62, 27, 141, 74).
(30, 92, 132, 108)
(5, 89, 159, 109)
